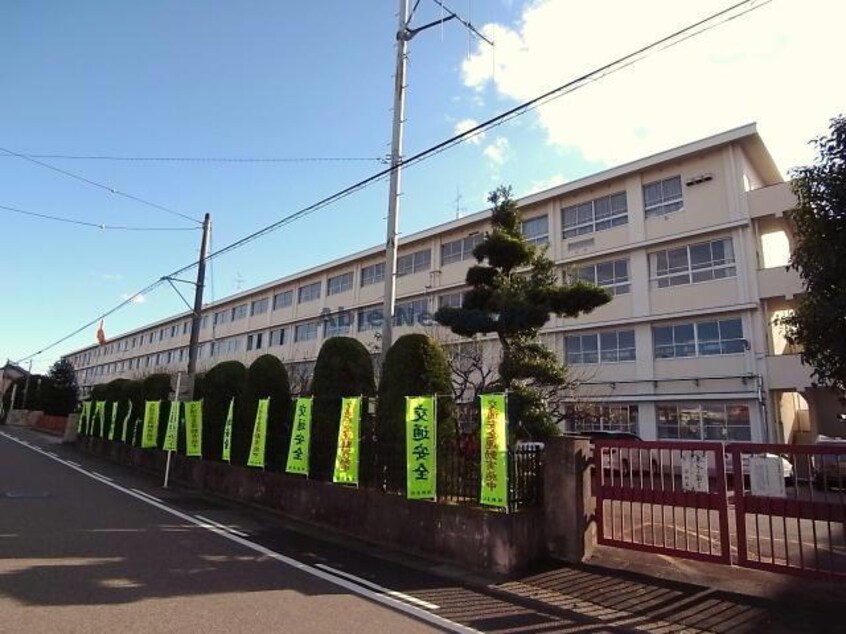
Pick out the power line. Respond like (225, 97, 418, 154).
(0, 145, 202, 225)
(0, 153, 387, 164)
(14, 0, 768, 365)
(0, 203, 201, 232)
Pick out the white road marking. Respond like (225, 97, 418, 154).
(130, 488, 163, 503)
(67, 460, 82, 467)
(0, 430, 479, 634)
(91, 472, 113, 482)
(194, 514, 250, 538)
(315, 563, 441, 610)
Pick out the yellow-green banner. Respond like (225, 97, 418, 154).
(247, 398, 270, 468)
(222, 398, 234, 462)
(79, 401, 91, 434)
(184, 401, 203, 458)
(285, 397, 313, 476)
(406, 396, 436, 500)
(108, 402, 119, 441)
(121, 401, 133, 443)
(480, 394, 508, 509)
(95, 401, 107, 437)
(333, 397, 361, 485)
(162, 400, 181, 452)
(141, 401, 161, 449)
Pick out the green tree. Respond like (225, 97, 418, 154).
(143, 373, 173, 446)
(202, 361, 247, 460)
(780, 115, 846, 392)
(310, 337, 376, 480)
(239, 355, 292, 469)
(435, 186, 611, 439)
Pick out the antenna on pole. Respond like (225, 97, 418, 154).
(380, 0, 493, 364)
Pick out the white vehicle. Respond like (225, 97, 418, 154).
(724, 451, 794, 486)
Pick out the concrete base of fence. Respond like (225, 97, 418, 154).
(544, 436, 596, 562)
(63, 414, 79, 443)
(77, 437, 546, 576)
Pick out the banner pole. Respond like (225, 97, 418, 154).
(163, 372, 182, 488)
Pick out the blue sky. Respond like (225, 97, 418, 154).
(2, 0, 843, 374)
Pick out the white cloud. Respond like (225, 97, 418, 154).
(527, 173, 568, 195)
(454, 118, 486, 144)
(483, 137, 510, 165)
(462, 0, 846, 174)
(121, 293, 146, 304)
(101, 273, 123, 281)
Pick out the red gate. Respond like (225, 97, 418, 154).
(730, 443, 846, 580)
(594, 440, 731, 564)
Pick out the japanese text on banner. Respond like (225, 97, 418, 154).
(286, 397, 313, 475)
(162, 400, 181, 452)
(141, 401, 161, 449)
(222, 398, 235, 462)
(247, 398, 270, 468)
(480, 394, 508, 509)
(333, 397, 361, 485)
(108, 402, 118, 440)
(121, 401, 133, 443)
(406, 396, 436, 500)
(184, 401, 203, 458)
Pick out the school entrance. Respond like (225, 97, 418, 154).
(593, 439, 846, 581)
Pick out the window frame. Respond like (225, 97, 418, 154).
(650, 238, 736, 288)
(360, 262, 385, 287)
(574, 258, 630, 296)
(327, 271, 354, 296)
(297, 281, 322, 304)
(656, 402, 751, 441)
(250, 298, 269, 316)
(653, 317, 745, 359)
(562, 191, 628, 238)
(396, 249, 432, 277)
(565, 329, 636, 364)
(294, 321, 320, 342)
(643, 175, 684, 218)
(521, 215, 549, 246)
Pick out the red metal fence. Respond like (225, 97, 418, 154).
(593, 439, 846, 581)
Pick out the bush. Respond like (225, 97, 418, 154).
(122, 380, 145, 445)
(202, 361, 247, 461)
(310, 337, 376, 479)
(238, 355, 292, 468)
(377, 334, 456, 446)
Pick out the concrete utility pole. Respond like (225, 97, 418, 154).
(380, 0, 492, 363)
(186, 213, 211, 397)
(21, 359, 33, 410)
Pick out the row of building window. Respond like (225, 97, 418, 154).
(564, 317, 745, 365)
(565, 401, 751, 441)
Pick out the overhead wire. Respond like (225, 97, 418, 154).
(0, 145, 202, 225)
(0, 202, 200, 232)
(14, 0, 769, 364)
(0, 153, 386, 164)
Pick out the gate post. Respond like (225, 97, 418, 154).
(544, 436, 595, 562)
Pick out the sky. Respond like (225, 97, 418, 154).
(1, 0, 843, 375)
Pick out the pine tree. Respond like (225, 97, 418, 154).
(435, 186, 611, 439)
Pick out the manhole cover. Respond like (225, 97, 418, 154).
(2, 491, 53, 499)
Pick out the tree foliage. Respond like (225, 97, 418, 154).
(202, 361, 247, 461)
(41, 359, 79, 416)
(781, 115, 846, 392)
(310, 337, 376, 479)
(435, 186, 611, 439)
(239, 355, 292, 469)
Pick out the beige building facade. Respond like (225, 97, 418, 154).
(66, 124, 836, 443)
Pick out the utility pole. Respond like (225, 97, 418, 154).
(21, 359, 33, 410)
(380, 0, 492, 363)
(186, 213, 211, 397)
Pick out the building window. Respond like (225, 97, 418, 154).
(294, 322, 319, 342)
(214, 309, 231, 326)
(232, 304, 248, 321)
(360, 262, 385, 287)
(247, 333, 264, 351)
(200, 315, 210, 330)
(650, 238, 735, 288)
(565, 330, 635, 364)
(562, 192, 628, 238)
(396, 249, 431, 277)
(565, 403, 639, 435)
(183, 322, 190, 335)
(438, 291, 464, 309)
(273, 290, 293, 310)
(653, 318, 744, 359)
(251, 298, 269, 316)
(324, 316, 351, 337)
(327, 271, 354, 296)
(521, 215, 549, 245)
(441, 234, 483, 266)
(358, 307, 383, 332)
(395, 298, 428, 327)
(574, 258, 630, 296)
(657, 402, 751, 441)
(269, 328, 285, 347)
(298, 281, 322, 303)
(170, 325, 178, 337)
(159, 328, 167, 341)
(643, 175, 683, 217)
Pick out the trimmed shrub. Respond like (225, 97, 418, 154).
(122, 380, 145, 445)
(310, 337, 376, 480)
(102, 379, 129, 440)
(201, 361, 247, 461)
(238, 355, 292, 469)
(142, 373, 173, 446)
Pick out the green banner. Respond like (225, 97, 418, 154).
(162, 400, 181, 452)
(285, 397, 313, 476)
(333, 397, 361, 485)
(86, 401, 95, 436)
(121, 401, 133, 443)
(95, 401, 107, 437)
(222, 398, 234, 462)
(247, 398, 270, 468)
(108, 402, 119, 440)
(132, 419, 141, 446)
(406, 396, 437, 500)
(79, 401, 91, 434)
(141, 401, 161, 449)
(480, 394, 508, 509)
(184, 400, 203, 458)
